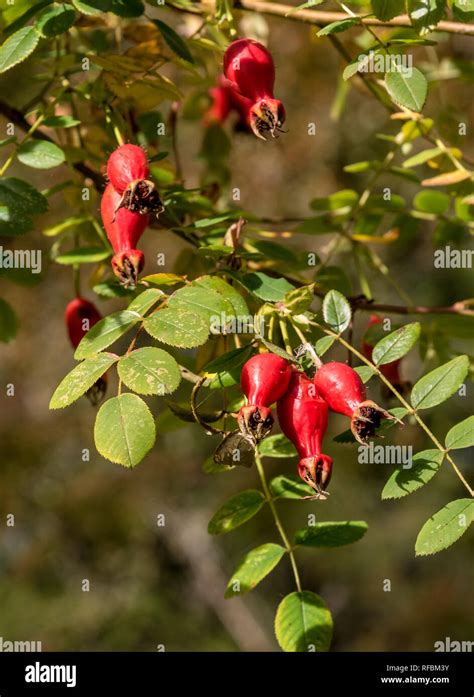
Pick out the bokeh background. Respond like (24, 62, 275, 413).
(0, 6, 473, 651)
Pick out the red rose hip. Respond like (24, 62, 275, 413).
(313, 361, 397, 445)
(204, 76, 253, 131)
(277, 371, 332, 496)
(223, 39, 285, 140)
(238, 352, 292, 442)
(101, 182, 147, 287)
(65, 297, 107, 405)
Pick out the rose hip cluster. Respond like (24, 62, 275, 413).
(205, 39, 285, 140)
(101, 144, 164, 287)
(238, 353, 395, 497)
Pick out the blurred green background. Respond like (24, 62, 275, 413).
(0, 8, 473, 651)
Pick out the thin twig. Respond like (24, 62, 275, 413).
(233, 1, 474, 36)
(255, 451, 302, 592)
(191, 377, 223, 435)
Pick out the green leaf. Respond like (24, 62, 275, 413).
(194, 275, 249, 317)
(0, 207, 32, 236)
(3, 1, 54, 37)
(434, 220, 468, 246)
(0, 298, 18, 342)
(389, 165, 420, 183)
(0, 26, 40, 74)
(413, 190, 450, 214)
(360, 195, 406, 213)
(310, 189, 358, 212)
(415, 499, 474, 556)
(445, 416, 474, 450)
(144, 306, 209, 348)
(453, 0, 474, 18)
(43, 115, 81, 128)
(385, 67, 428, 112)
(224, 543, 286, 598)
(17, 140, 65, 169)
(322, 289, 351, 333)
(269, 474, 314, 500)
(354, 365, 377, 383)
(240, 272, 294, 302)
(94, 393, 155, 467)
(411, 355, 469, 410)
(0, 177, 48, 215)
(294, 521, 368, 547)
(317, 19, 358, 36)
(259, 435, 297, 459)
(205, 345, 254, 389)
(118, 347, 181, 396)
(93, 281, 131, 299)
(42, 215, 91, 237)
(248, 239, 299, 263)
(54, 246, 110, 265)
(381, 449, 443, 500)
(169, 284, 233, 322)
(36, 4, 76, 37)
(403, 147, 443, 168)
(74, 310, 141, 359)
(344, 160, 377, 173)
(72, 0, 111, 15)
(0, 136, 17, 148)
(202, 455, 234, 475)
(194, 214, 236, 229)
(49, 352, 117, 409)
(372, 0, 405, 20)
(152, 18, 194, 63)
(343, 56, 368, 81)
(316, 266, 351, 296)
(284, 285, 314, 314)
(141, 273, 184, 287)
(109, 0, 144, 17)
(314, 336, 336, 357)
(127, 288, 163, 316)
(257, 343, 294, 369)
(208, 490, 265, 535)
(408, 0, 446, 35)
(372, 322, 420, 365)
(275, 591, 333, 652)
(433, 220, 469, 246)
